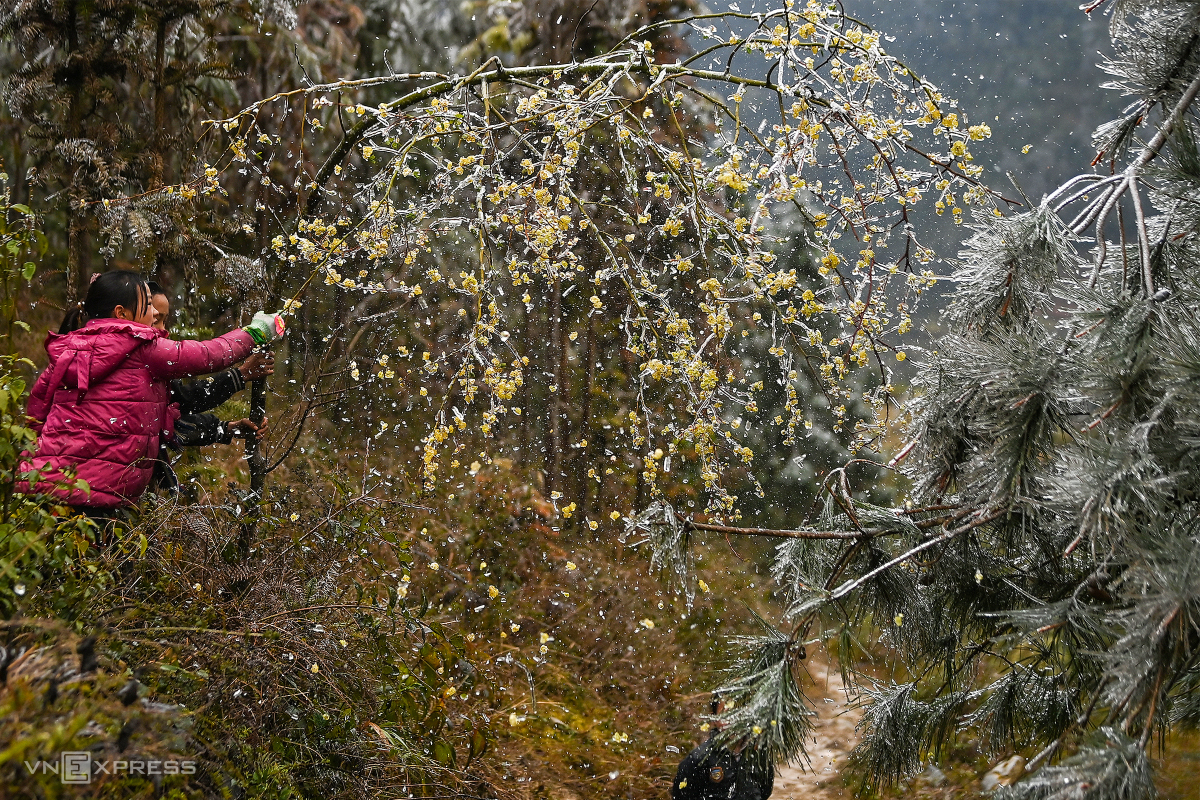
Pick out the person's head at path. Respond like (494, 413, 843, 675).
(670, 691, 775, 800)
(59, 270, 160, 334)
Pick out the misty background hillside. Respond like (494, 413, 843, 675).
(860, 0, 1120, 200)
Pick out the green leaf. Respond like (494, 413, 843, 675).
(468, 728, 488, 762)
(22, 262, 35, 280)
(10, 204, 31, 215)
(138, 533, 149, 558)
(431, 739, 456, 766)
(397, 692, 419, 720)
(14, 321, 30, 331)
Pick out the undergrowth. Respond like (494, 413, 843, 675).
(1, 349, 492, 797)
(0, 341, 784, 799)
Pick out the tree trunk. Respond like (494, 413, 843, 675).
(575, 313, 597, 512)
(65, 0, 85, 300)
(238, 375, 268, 556)
(149, 15, 169, 189)
(521, 295, 533, 455)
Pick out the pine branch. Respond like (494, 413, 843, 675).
(995, 728, 1154, 800)
(684, 506, 966, 541)
(687, 519, 892, 540)
(830, 509, 1005, 601)
(1069, 67, 1200, 283)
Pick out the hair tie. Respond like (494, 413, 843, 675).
(89, 272, 100, 285)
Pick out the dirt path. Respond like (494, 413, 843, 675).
(772, 660, 862, 800)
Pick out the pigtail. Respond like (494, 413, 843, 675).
(58, 304, 86, 334)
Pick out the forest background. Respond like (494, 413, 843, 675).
(0, 1, 1193, 799)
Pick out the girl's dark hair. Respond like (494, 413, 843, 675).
(147, 280, 165, 297)
(58, 270, 151, 334)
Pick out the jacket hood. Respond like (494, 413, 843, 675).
(44, 319, 162, 391)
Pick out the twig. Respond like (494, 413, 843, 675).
(686, 519, 878, 540)
(116, 627, 265, 638)
(257, 604, 375, 623)
(1130, 180, 1154, 295)
(887, 435, 920, 468)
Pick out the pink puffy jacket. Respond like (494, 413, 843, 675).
(20, 318, 255, 508)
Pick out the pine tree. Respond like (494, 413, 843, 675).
(683, 0, 1200, 795)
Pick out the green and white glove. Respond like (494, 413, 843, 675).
(244, 311, 286, 345)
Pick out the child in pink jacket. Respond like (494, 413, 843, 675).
(20, 270, 284, 509)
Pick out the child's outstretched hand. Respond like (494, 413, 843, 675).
(229, 416, 270, 440)
(244, 311, 286, 345)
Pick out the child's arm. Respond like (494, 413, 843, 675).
(174, 412, 234, 447)
(175, 413, 265, 447)
(144, 329, 256, 380)
(172, 368, 245, 415)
